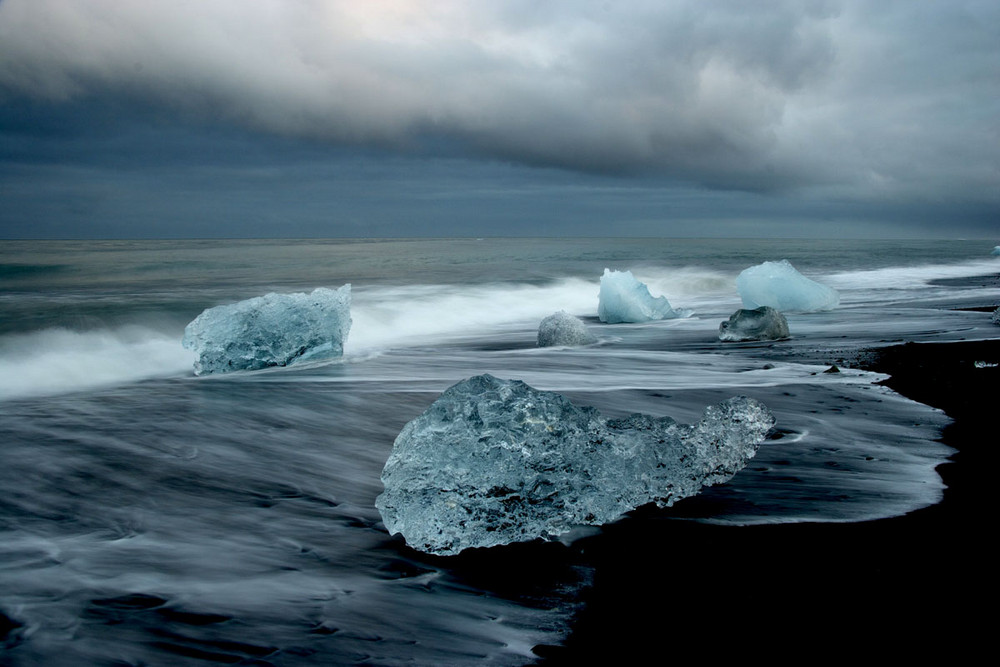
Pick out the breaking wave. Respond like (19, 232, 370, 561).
(3, 253, 992, 400)
(823, 257, 1000, 291)
(0, 326, 195, 401)
(346, 268, 733, 352)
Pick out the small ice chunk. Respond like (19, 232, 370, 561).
(376, 374, 774, 555)
(719, 306, 790, 342)
(182, 285, 351, 375)
(991, 246, 1000, 256)
(992, 306, 1000, 325)
(537, 311, 596, 347)
(736, 260, 839, 312)
(598, 269, 692, 323)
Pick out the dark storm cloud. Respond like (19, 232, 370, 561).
(0, 0, 998, 237)
(1, 2, 993, 188)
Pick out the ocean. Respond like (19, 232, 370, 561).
(1, 238, 998, 665)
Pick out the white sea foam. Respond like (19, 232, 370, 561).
(346, 278, 600, 352)
(614, 265, 736, 313)
(823, 258, 1000, 292)
(4, 255, 989, 400)
(633, 265, 735, 299)
(345, 268, 737, 353)
(0, 326, 195, 401)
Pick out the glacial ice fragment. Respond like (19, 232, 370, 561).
(736, 260, 839, 312)
(537, 311, 597, 347)
(182, 285, 351, 375)
(993, 306, 1000, 325)
(598, 269, 692, 323)
(991, 246, 1000, 256)
(375, 374, 774, 555)
(719, 306, 790, 342)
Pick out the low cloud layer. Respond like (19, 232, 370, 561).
(3, 1, 996, 194)
(1, 0, 997, 237)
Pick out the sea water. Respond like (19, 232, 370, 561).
(1, 238, 998, 664)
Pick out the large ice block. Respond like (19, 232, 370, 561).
(736, 260, 839, 312)
(376, 374, 774, 555)
(598, 269, 691, 323)
(182, 286, 351, 375)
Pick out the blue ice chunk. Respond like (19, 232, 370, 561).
(537, 311, 596, 347)
(719, 306, 790, 342)
(736, 260, 839, 312)
(991, 246, 1000, 256)
(182, 285, 351, 375)
(376, 374, 774, 555)
(597, 269, 692, 323)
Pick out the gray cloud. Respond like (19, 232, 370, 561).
(0, 0, 998, 230)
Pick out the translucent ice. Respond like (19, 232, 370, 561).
(376, 374, 774, 555)
(992, 246, 1000, 256)
(598, 269, 692, 323)
(537, 311, 597, 347)
(993, 306, 999, 325)
(182, 286, 351, 375)
(719, 306, 790, 342)
(736, 260, 839, 312)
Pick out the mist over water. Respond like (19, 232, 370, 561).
(1, 238, 997, 664)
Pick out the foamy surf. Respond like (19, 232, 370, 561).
(824, 258, 1000, 292)
(345, 278, 601, 352)
(0, 326, 194, 401)
(344, 269, 736, 353)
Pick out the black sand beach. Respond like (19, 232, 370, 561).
(538, 336, 998, 663)
(2, 250, 996, 665)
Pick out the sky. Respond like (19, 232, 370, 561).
(0, 0, 997, 239)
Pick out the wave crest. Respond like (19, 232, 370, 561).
(0, 326, 194, 401)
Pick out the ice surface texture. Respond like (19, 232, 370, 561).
(719, 306, 790, 342)
(182, 286, 351, 375)
(737, 260, 840, 312)
(992, 307, 999, 325)
(537, 311, 597, 347)
(598, 269, 692, 323)
(376, 374, 774, 555)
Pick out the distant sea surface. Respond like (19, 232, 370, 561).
(2, 238, 998, 665)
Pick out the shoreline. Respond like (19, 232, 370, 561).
(543, 336, 997, 663)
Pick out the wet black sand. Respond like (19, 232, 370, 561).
(539, 337, 998, 664)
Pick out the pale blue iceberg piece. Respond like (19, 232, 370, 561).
(598, 269, 692, 323)
(182, 285, 351, 375)
(537, 311, 596, 347)
(736, 260, 839, 312)
(991, 246, 1000, 256)
(376, 374, 774, 555)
